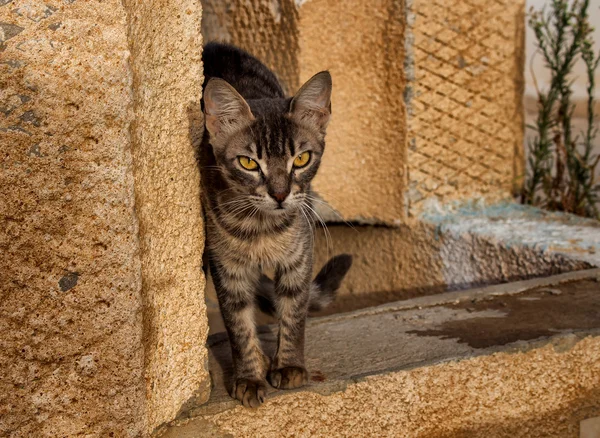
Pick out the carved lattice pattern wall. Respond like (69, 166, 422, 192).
(407, 0, 525, 212)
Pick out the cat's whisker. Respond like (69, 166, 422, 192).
(303, 201, 332, 260)
(216, 198, 245, 208)
(216, 199, 256, 217)
(215, 194, 259, 212)
(298, 201, 315, 228)
(226, 203, 256, 217)
(216, 201, 248, 215)
(247, 206, 260, 222)
(298, 203, 316, 251)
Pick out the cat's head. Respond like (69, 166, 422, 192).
(203, 72, 332, 214)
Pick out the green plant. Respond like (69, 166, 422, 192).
(523, 0, 600, 218)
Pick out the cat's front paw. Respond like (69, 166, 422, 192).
(268, 366, 308, 389)
(231, 378, 267, 408)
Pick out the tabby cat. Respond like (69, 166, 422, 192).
(201, 42, 352, 408)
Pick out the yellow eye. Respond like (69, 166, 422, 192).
(293, 151, 311, 168)
(238, 156, 258, 171)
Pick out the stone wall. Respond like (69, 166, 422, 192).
(1, 0, 210, 436)
(1, 1, 144, 436)
(298, 0, 406, 223)
(122, 0, 209, 434)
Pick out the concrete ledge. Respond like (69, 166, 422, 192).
(422, 202, 600, 267)
(206, 204, 597, 333)
(163, 269, 600, 437)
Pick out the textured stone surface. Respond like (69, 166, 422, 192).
(201, 272, 600, 411)
(190, 338, 600, 437)
(165, 274, 600, 437)
(297, 0, 406, 223)
(2, 0, 211, 435)
(0, 1, 144, 436)
(201, 0, 300, 95)
(314, 219, 590, 313)
(313, 203, 597, 313)
(421, 202, 600, 267)
(123, 0, 210, 434)
(406, 0, 526, 212)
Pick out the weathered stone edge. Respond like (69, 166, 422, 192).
(312, 267, 600, 325)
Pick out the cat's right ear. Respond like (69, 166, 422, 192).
(203, 78, 254, 138)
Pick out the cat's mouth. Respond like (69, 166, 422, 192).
(265, 203, 292, 214)
(272, 205, 287, 213)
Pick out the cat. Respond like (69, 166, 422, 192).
(200, 42, 352, 408)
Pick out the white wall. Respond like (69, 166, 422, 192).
(526, 0, 600, 102)
(524, 0, 600, 208)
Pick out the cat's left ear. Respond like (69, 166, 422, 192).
(290, 71, 332, 133)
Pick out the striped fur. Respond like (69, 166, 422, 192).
(200, 43, 352, 408)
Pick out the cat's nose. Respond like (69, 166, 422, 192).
(270, 191, 289, 204)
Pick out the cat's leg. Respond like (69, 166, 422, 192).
(210, 258, 268, 407)
(268, 252, 312, 390)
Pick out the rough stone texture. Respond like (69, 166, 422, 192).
(201, 0, 300, 95)
(421, 202, 600, 267)
(313, 203, 597, 314)
(0, 1, 145, 436)
(165, 273, 600, 437)
(297, 0, 406, 223)
(200, 272, 600, 411)
(201, 0, 406, 223)
(187, 338, 600, 437)
(122, 0, 210, 434)
(406, 0, 526, 213)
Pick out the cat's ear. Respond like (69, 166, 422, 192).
(290, 71, 332, 133)
(203, 78, 254, 138)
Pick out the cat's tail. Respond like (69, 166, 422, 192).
(255, 254, 353, 315)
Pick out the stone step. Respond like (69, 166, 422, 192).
(160, 268, 600, 437)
